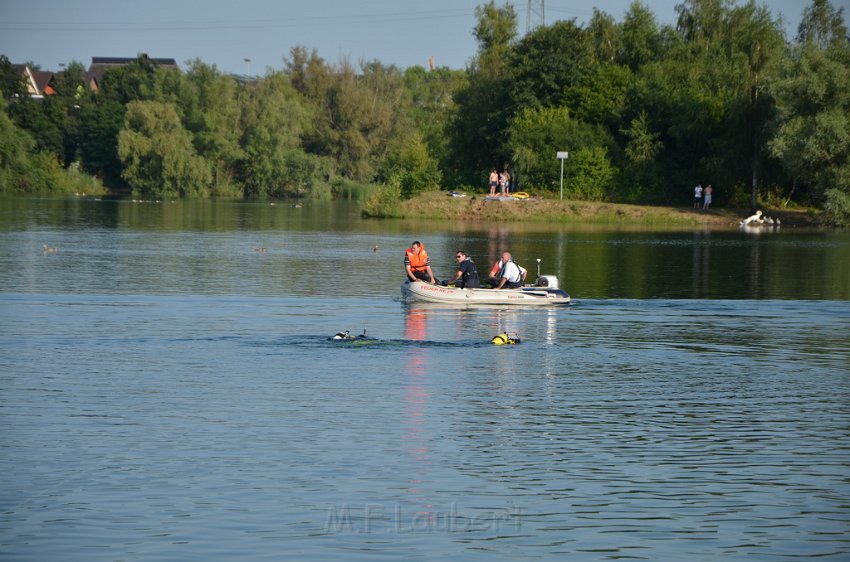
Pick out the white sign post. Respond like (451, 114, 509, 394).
(556, 151, 569, 200)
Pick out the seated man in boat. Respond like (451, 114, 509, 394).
(492, 252, 525, 290)
(487, 252, 527, 288)
(445, 250, 480, 289)
(404, 241, 437, 284)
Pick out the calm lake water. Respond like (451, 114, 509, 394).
(1, 196, 849, 561)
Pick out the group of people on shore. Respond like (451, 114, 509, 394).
(404, 241, 527, 290)
(489, 168, 513, 196)
(693, 183, 713, 209)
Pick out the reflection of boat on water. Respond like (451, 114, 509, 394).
(401, 276, 570, 306)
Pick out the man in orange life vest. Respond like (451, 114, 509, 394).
(404, 241, 437, 284)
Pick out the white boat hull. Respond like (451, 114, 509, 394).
(401, 280, 570, 306)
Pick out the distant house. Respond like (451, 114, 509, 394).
(32, 70, 57, 96)
(11, 64, 56, 98)
(86, 54, 178, 92)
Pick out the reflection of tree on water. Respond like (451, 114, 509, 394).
(747, 238, 761, 299)
(486, 227, 512, 276)
(692, 230, 711, 298)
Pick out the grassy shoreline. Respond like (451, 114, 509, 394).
(390, 191, 820, 229)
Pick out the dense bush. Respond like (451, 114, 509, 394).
(361, 179, 402, 218)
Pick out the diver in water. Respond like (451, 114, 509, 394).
(490, 333, 521, 345)
(330, 329, 369, 341)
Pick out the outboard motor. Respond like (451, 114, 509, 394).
(535, 275, 559, 289)
(532, 259, 559, 289)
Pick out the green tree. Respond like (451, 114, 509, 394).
(448, 1, 518, 186)
(118, 100, 211, 197)
(378, 130, 442, 198)
(620, 1, 665, 70)
(622, 111, 662, 163)
(587, 9, 622, 64)
(509, 19, 593, 110)
(624, 0, 790, 207)
(566, 63, 632, 127)
(619, 110, 664, 201)
(0, 55, 27, 99)
(286, 49, 406, 183)
(362, 177, 402, 218)
(0, 96, 35, 191)
(769, 43, 850, 224)
(237, 71, 324, 198)
(75, 58, 168, 189)
(472, 0, 517, 74)
(6, 60, 95, 170)
(566, 146, 617, 200)
(506, 105, 615, 191)
(98, 54, 158, 105)
(722, 1, 786, 210)
(77, 98, 125, 187)
(627, 56, 721, 197)
(675, 0, 728, 44)
(51, 61, 89, 165)
(155, 60, 244, 195)
(401, 65, 466, 186)
(7, 95, 64, 156)
(797, 0, 848, 49)
(0, 96, 103, 194)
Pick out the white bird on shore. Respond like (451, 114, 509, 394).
(741, 210, 764, 226)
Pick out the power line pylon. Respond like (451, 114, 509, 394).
(526, 0, 544, 33)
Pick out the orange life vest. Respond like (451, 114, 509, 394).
(405, 246, 430, 273)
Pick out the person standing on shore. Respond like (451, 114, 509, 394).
(694, 184, 703, 209)
(488, 168, 498, 196)
(703, 184, 713, 209)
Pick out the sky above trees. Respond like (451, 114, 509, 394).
(2, 0, 806, 74)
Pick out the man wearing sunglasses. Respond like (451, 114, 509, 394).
(446, 251, 480, 289)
